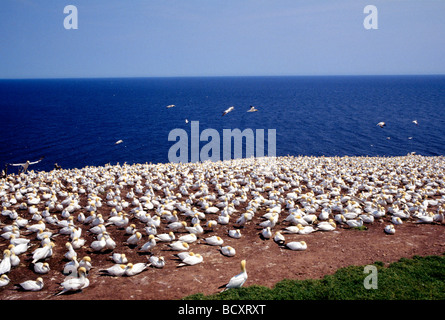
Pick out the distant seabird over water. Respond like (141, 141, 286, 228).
(222, 106, 234, 116)
(376, 122, 386, 128)
(247, 106, 258, 112)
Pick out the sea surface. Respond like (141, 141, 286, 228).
(1, 75, 445, 173)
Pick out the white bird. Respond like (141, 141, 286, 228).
(0, 250, 12, 275)
(56, 267, 89, 295)
(9, 157, 44, 173)
(185, 223, 204, 235)
(0, 274, 10, 288)
(273, 231, 285, 245)
(63, 257, 79, 275)
(220, 246, 236, 257)
(101, 264, 127, 277)
(377, 122, 386, 128)
(384, 224, 396, 235)
(19, 277, 44, 291)
(33, 262, 50, 274)
(155, 231, 175, 242)
(391, 216, 403, 225)
(115, 140, 123, 145)
(316, 220, 336, 231)
(221, 259, 247, 291)
(32, 242, 54, 264)
(286, 241, 308, 251)
(222, 106, 234, 116)
(64, 242, 77, 260)
(166, 104, 175, 109)
(346, 217, 363, 228)
(26, 221, 46, 233)
(412, 120, 418, 125)
(178, 233, 198, 244)
(261, 227, 272, 239)
(228, 229, 242, 239)
(178, 253, 203, 266)
(167, 221, 187, 231)
(203, 236, 224, 246)
(169, 241, 189, 251)
(90, 236, 107, 252)
(147, 255, 165, 268)
(71, 237, 86, 249)
(247, 106, 258, 112)
(111, 253, 128, 264)
(139, 235, 157, 252)
(125, 232, 142, 246)
(125, 262, 147, 276)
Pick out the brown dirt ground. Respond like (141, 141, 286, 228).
(0, 180, 444, 300)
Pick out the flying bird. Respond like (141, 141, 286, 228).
(247, 106, 258, 112)
(115, 140, 123, 145)
(222, 106, 234, 116)
(412, 120, 418, 125)
(9, 157, 44, 173)
(376, 122, 386, 128)
(166, 104, 175, 109)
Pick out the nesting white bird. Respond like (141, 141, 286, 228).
(140, 234, 157, 252)
(178, 253, 203, 266)
(261, 227, 273, 239)
(273, 231, 286, 245)
(169, 241, 189, 251)
(203, 235, 224, 246)
(56, 267, 89, 295)
(125, 262, 147, 276)
(147, 255, 165, 268)
(286, 241, 308, 251)
(19, 277, 44, 291)
(178, 233, 198, 244)
(125, 231, 142, 246)
(102, 264, 127, 277)
(155, 231, 175, 242)
(33, 262, 50, 274)
(220, 246, 236, 257)
(384, 224, 396, 235)
(0, 250, 12, 275)
(0, 274, 10, 288)
(228, 229, 242, 239)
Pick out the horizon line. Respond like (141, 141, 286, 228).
(1, 73, 445, 81)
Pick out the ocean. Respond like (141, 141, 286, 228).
(1, 75, 444, 173)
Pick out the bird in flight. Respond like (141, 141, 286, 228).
(376, 122, 386, 128)
(166, 104, 175, 109)
(412, 120, 418, 125)
(9, 157, 44, 173)
(222, 106, 234, 116)
(247, 106, 258, 112)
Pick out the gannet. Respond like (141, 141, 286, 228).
(32, 242, 54, 264)
(377, 122, 386, 128)
(412, 120, 418, 125)
(140, 234, 157, 252)
(125, 262, 147, 276)
(222, 106, 234, 116)
(19, 277, 44, 291)
(203, 236, 224, 246)
(125, 232, 142, 246)
(220, 246, 236, 257)
(155, 231, 175, 242)
(111, 253, 128, 264)
(286, 241, 307, 251)
(115, 140, 123, 145)
(33, 262, 50, 274)
(0, 250, 12, 275)
(147, 255, 165, 268)
(247, 106, 258, 112)
(101, 264, 127, 277)
(220, 260, 247, 291)
(64, 242, 77, 260)
(168, 241, 189, 251)
(273, 231, 285, 245)
(9, 157, 44, 173)
(0, 274, 10, 288)
(56, 267, 89, 295)
(166, 104, 175, 108)
(384, 224, 396, 235)
(178, 233, 198, 244)
(261, 227, 272, 239)
(178, 253, 203, 266)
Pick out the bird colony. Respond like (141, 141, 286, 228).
(0, 154, 444, 296)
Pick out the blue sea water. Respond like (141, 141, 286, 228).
(1, 75, 445, 173)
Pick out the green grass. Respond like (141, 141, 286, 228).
(184, 254, 445, 300)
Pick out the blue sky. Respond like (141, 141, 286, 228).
(1, 0, 444, 78)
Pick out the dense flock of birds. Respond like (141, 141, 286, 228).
(0, 155, 444, 296)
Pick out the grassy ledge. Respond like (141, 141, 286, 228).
(183, 254, 445, 300)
